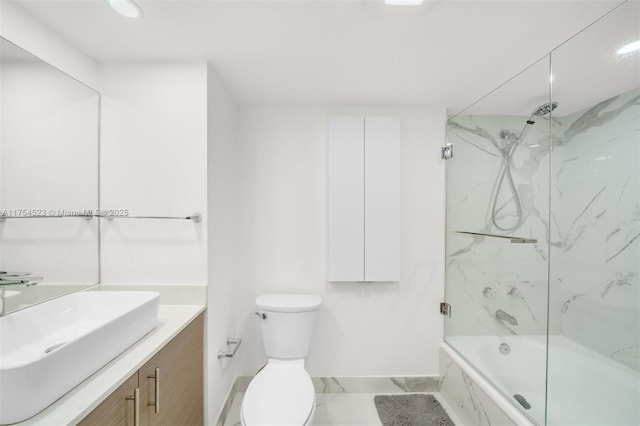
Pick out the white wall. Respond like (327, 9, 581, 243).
(0, 1, 98, 88)
(229, 106, 447, 378)
(98, 62, 208, 286)
(96, 61, 244, 423)
(205, 64, 242, 424)
(0, 3, 449, 411)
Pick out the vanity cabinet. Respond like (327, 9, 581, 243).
(78, 373, 142, 426)
(79, 313, 204, 426)
(327, 116, 401, 282)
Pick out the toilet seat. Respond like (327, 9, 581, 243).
(241, 360, 315, 426)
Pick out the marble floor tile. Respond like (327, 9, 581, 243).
(222, 392, 461, 426)
(313, 393, 382, 424)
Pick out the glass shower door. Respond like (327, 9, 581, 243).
(444, 56, 553, 425)
(547, 2, 640, 424)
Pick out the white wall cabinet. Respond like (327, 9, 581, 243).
(327, 116, 400, 282)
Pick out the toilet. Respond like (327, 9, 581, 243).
(241, 294, 322, 426)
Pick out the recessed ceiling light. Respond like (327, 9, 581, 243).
(617, 39, 640, 55)
(385, 0, 424, 5)
(107, 0, 143, 19)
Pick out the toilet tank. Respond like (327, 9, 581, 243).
(255, 294, 322, 360)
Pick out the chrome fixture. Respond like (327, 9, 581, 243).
(254, 311, 267, 320)
(491, 102, 558, 232)
(495, 309, 518, 326)
(217, 337, 242, 359)
(440, 302, 451, 318)
(441, 144, 453, 160)
(0, 272, 42, 316)
(482, 287, 495, 298)
(514, 394, 532, 410)
(0, 213, 92, 222)
(508, 286, 522, 298)
(453, 231, 537, 244)
(511, 102, 559, 144)
(99, 212, 202, 222)
(499, 342, 511, 355)
(0, 271, 42, 285)
(0, 212, 202, 222)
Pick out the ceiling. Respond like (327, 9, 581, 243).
(8, 0, 636, 112)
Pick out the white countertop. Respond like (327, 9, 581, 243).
(17, 304, 206, 426)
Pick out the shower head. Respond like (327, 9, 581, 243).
(502, 101, 560, 146)
(526, 102, 558, 124)
(505, 101, 559, 145)
(533, 102, 558, 117)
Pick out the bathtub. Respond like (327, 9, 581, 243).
(443, 335, 639, 426)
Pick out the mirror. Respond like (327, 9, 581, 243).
(0, 37, 100, 315)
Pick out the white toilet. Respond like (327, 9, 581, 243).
(241, 294, 322, 426)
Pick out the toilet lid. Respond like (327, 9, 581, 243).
(242, 363, 315, 426)
(256, 294, 322, 313)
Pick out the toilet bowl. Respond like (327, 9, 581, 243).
(241, 359, 315, 426)
(240, 294, 321, 426)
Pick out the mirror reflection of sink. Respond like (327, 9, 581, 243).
(0, 291, 159, 424)
(3, 290, 20, 299)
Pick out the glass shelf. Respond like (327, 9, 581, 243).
(452, 231, 537, 244)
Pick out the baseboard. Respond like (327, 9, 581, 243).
(311, 376, 439, 393)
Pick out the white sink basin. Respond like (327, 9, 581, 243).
(0, 291, 159, 424)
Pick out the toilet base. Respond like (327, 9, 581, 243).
(240, 359, 316, 426)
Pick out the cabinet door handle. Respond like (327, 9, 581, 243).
(147, 367, 160, 413)
(125, 387, 140, 426)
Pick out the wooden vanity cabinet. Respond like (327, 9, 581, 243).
(79, 314, 204, 426)
(78, 372, 145, 426)
(139, 313, 204, 425)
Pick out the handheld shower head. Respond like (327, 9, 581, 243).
(492, 101, 558, 232)
(527, 102, 559, 124)
(533, 101, 558, 117)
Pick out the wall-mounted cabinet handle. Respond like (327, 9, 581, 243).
(147, 367, 160, 413)
(125, 387, 140, 426)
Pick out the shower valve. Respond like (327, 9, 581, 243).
(482, 287, 495, 298)
(508, 287, 522, 298)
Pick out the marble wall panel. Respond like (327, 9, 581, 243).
(553, 88, 640, 371)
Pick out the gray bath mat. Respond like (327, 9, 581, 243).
(374, 394, 455, 426)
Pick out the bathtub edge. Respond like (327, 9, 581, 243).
(439, 342, 536, 426)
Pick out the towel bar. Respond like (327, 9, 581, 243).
(100, 212, 202, 222)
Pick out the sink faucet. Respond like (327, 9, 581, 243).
(495, 309, 518, 326)
(0, 273, 42, 316)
